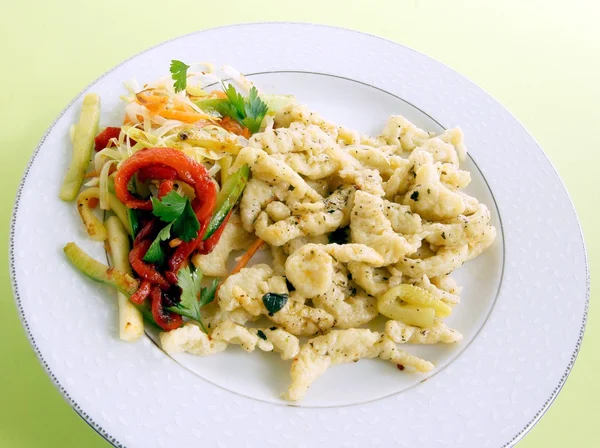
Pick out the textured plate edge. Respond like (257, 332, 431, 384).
(7, 22, 590, 448)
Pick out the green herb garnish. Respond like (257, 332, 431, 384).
(151, 191, 200, 242)
(143, 223, 172, 264)
(262, 292, 289, 315)
(218, 84, 269, 134)
(166, 265, 218, 333)
(170, 60, 190, 93)
(145, 191, 200, 263)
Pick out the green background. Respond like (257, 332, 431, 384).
(1, 0, 597, 446)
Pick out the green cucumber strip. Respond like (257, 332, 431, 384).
(59, 94, 101, 201)
(63, 242, 139, 296)
(193, 98, 228, 116)
(203, 164, 250, 240)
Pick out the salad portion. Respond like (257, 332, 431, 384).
(62, 62, 272, 336)
(62, 61, 496, 401)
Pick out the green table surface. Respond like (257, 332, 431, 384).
(1, 1, 597, 446)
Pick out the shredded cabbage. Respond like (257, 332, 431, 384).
(99, 160, 117, 210)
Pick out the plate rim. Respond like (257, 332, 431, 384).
(8, 22, 590, 448)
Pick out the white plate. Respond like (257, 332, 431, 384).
(9, 23, 589, 447)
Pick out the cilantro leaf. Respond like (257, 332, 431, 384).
(199, 278, 219, 307)
(241, 87, 269, 133)
(172, 200, 200, 242)
(223, 83, 246, 120)
(219, 84, 268, 134)
(143, 223, 172, 264)
(151, 191, 200, 242)
(170, 60, 190, 93)
(151, 191, 187, 222)
(166, 266, 218, 333)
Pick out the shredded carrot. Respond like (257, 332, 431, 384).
(173, 99, 196, 113)
(159, 109, 205, 123)
(230, 239, 265, 276)
(144, 103, 166, 113)
(211, 90, 227, 99)
(136, 91, 168, 105)
(219, 116, 251, 137)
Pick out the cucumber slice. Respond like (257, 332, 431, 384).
(194, 98, 228, 116)
(63, 242, 139, 296)
(60, 94, 101, 201)
(203, 164, 250, 240)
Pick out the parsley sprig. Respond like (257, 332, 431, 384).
(166, 265, 218, 332)
(168, 60, 268, 134)
(220, 84, 268, 134)
(143, 191, 200, 264)
(170, 60, 190, 93)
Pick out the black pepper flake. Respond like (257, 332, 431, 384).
(427, 188, 431, 194)
(441, 232, 446, 240)
(269, 326, 277, 331)
(397, 364, 405, 371)
(257, 330, 267, 340)
(288, 185, 295, 191)
(179, 131, 188, 141)
(410, 191, 419, 202)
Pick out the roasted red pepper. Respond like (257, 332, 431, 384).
(128, 239, 170, 290)
(158, 180, 175, 199)
(150, 286, 183, 331)
(134, 218, 158, 246)
(130, 280, 152, 304)
(197, 209, 233, 255)
(137, 165, 178, 182)
(114, 147, 216, 220)
(167, 219, 210, 273)
(94, 127, 122, 151)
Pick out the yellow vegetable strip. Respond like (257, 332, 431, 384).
(76, 188, 107, 241)
(105, 216, 144, 341)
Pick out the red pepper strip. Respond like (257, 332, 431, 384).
(167, 219, 210, 273)
(150, 286, 183, 331)
(130, 280, 152, 304)
(197, 209, 233, 255)
(129, 239, 170, 290)
(114, 147, 216, 214)
(94, 127, 122, 151)
(158, 180, 175, 199)
(134, 218, 157, 246)
(164, 270, 178, 285)
(165, 188, 228, 273)
(137, 165, 178, 182)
